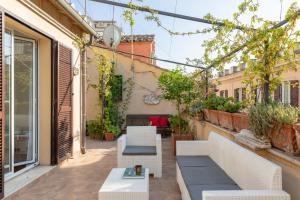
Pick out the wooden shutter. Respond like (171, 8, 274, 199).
(225, 90, 228, 98)
(234, 88, 239, 102)
(290, 80, 299, 107)
(274, 84, 282, 102)
(0, 10, 4, 199)
(52, 44, 73, 164)
(220, 90, 224, 97)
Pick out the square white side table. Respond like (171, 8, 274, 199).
(99, 168, 149, 200)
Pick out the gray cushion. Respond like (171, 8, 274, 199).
(188, 184, 241, 200)
(123, 146, 157, 155)
(180, 166, 237, 186)
(177, 156, 218, 168)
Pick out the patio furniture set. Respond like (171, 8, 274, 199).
(99, 126, 290, 200)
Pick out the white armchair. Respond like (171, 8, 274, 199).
(118, 126, 162, 178)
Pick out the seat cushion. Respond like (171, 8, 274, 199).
(180, 166, 237, 186)
(123, 146, 157, 155)
(177, 156, 218, 168)
(188, 184, 241, 200)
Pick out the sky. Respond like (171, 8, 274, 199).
(69, 0, 300, 71)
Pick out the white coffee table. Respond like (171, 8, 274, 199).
(99, 168, 149, 200)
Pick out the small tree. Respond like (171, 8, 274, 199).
(158, 67, 194, 134)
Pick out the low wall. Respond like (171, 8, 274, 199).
(188, 118, 300, 200)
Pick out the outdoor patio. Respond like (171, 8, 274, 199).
(5, 137, 181, 200)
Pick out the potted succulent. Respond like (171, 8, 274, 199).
(270, 104, 299, 155)
(218, 100, 241, 131)
(87, 120, 103, 140)
(104, 125, 121, 141)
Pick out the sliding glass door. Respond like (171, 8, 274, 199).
(4, 30, 37, 178)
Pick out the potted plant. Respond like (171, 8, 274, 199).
(104, 125, 121, 141)
(218, 100, 241, 131)
(169, 115, 193, 155)
(232, 112, 249, 132)
(158, 67, 195, 155)
(271, 104, 299, 155)
(203, 94, 227, 125)
(87, 120, 103, 140)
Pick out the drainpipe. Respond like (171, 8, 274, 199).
(80, 48, 87, 154)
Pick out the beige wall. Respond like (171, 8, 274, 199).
(2, 0, 84, 164)
(215, 66, 300, 105)
(189, 119, 300, 200)
(86, 47, 177, 121)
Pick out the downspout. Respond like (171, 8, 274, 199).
(80, 35, 93, 154)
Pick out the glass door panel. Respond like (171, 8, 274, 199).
(14, 37, 35, 166)
(4, 30, 12, 174)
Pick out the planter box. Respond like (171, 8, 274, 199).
(232, 113, 249, 132)
(271, 124, 299, 155)
(209, 110, 219, 125)
(293, 124, 300, 154)
(171, 134, 194, 155)
(218, 111, 234, 131)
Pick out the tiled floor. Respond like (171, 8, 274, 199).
(5, 137, 181, 200)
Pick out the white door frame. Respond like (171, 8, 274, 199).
(4, 30, 38, 181)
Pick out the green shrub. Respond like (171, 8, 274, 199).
(106, 125, 121, 136)
(273, 103, 299, 125)
(169, 115, 189, 134)
(203, 94, 227, 110)
(223, 101, 241, 113)
(248, 104, 274, 140)
(87, 120, 103, 138)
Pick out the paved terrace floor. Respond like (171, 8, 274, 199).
(5, 137, 181, 200)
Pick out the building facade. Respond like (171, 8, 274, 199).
(215, 54, 300, 106)
(86, 46, 176, 122)
(0, 0, 95, 198)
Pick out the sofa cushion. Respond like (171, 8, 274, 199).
(148, 116, 160, 126)
(180, 166, 237, 186)
(177, 156, 218, 168)
(123, 145, 157, 155)
(188, 184, 241, 200)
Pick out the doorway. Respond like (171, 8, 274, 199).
(4, 29, 38, 179)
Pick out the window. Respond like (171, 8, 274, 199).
(234, 88, 240, 102)
(282, 81, 290, 105)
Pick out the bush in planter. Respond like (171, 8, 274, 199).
(217, 101, 241, 130)
(248, 103, 274, 141)
(203, 95, 227, 125)
(105, 125, 121, 141)
(271, 104, 299, 154)
(87, 120, 103, 140)
(169, 115, 193, 155)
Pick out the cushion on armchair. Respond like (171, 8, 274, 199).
(148, 116, 160, 126)
(123, 145, 157, 155)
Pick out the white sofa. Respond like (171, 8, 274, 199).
(176, 131, 290, 200)
(118, 126, 162, 177)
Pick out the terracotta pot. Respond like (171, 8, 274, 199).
(171, 134, 194, 156)
(293, 124, 300, 154)
(218, 111, 234, 131)
(90, 133, 101, 140)
(271, 124, 299, 155)
(209, 110, 219, 125)
(203, 109, 210, 121)
(104, 133, 115, 141)
(232, 113, 249, 132)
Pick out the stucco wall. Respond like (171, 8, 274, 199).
(2, 0, 83, 161)
(215, 66, 300, 105)
(189, 119, 300, 200)
(86, 47, 177, 121)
